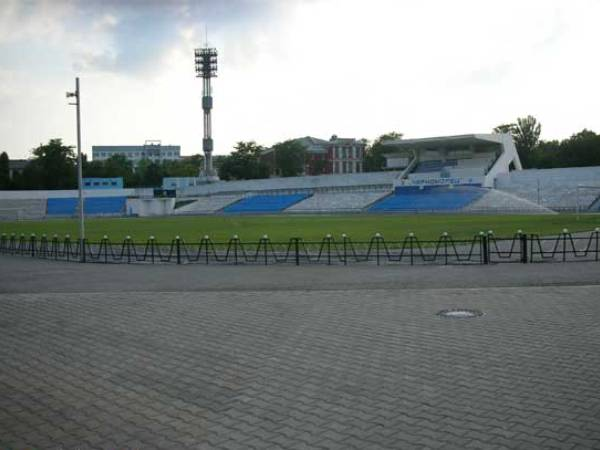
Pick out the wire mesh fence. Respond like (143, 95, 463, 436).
(1, 230, 599, 265)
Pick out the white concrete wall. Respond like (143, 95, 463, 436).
(0, 188, 142, 200)
(126, 198, 175, 217)
(484, 133, 522, 187)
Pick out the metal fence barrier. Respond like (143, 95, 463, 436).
(1, 230, 599, 265)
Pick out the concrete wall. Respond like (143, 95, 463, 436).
(484, 133, 522, 187)
(0, 188, 153, 200)
(126, 198, 175, 217)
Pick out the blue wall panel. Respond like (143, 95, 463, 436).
(47, 197, 126, 216)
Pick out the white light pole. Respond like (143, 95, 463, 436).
(66, 77, 85, 262)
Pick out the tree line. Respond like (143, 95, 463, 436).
(493, 116, 600, 169)
(216, 140, 307, 181)
(0, 138, 310, 189)
(0, 139, 204, 190)
(1, 120, 599, 190)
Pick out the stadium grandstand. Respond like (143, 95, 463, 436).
(1, 133, 599, 219)
(495, 166, 600, 211)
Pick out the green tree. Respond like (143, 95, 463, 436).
(103, 154, 136, 186)
(0, 152, 9, 189)
(311, 158, 329, 175)
(558, 129, 600, 168)
(218, 141, 270, 180)
(212, 155, 228, 173)
(272, 140, 307, 177)
(22, 139, 77, 189)
(83, 159, 107, 178)
(162, 155, 204, 177)
(513, 116, 541, 154)
(529, 140, 561, 168)
(136, 159, 164, 187)
(364, 132, 403, 172)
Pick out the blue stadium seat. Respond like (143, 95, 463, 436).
(46, 197, 126, 216)
(223, 194, 311, 213)
(369, 186, 484, 212)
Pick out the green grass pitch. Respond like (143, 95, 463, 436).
(1, 214, 600, 242)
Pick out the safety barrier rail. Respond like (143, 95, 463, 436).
(1, 229, 599, 265)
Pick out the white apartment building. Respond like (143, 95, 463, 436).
(92, 141, 181, 167)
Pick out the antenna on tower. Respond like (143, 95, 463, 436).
(204, 25, 208, 47)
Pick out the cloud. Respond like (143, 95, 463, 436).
(0, 0, 281, 75)
(1, 0, 599, 160)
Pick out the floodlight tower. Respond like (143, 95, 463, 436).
(194, 44, 219, 180)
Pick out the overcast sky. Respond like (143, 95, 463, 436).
(1, 0, 599, 159)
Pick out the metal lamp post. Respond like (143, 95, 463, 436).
(66, 77, 85, 262)
(194, 45, 218, 179)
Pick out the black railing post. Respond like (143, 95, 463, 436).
(294, 238, 300, 266)
(176, 236, 181, 265)
(478, 232, 484, 264)
(409, 233, 415, 266)
(204, 235, 210, 265)
(53, 234, 58, 260)
(263, 235, 269, 266)
(102, 235, 109, 263)
(125, 236, 132, 263)
(342, 234, 347, 266)
(482, 234, 489, 265)
(442, 232, 448, 265)
(149, 236, 155, 264)
(562, 228, 568, 262)
(595, 228, 599, 262)
(326, 234, 332, 265)
(519, 231, 528, 264)
(40, 234, 46, 258)
(375, 233, 381, 266)
(80, 237, 86, 263)
(233, 235, 239, 265)
(30, 234, 36, 257)
(65, 235, 71, 262)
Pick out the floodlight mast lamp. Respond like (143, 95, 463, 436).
(194, 46, 218, 178)
(66, 77, 85, 262)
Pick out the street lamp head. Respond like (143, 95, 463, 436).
(66, 91, 77, 98)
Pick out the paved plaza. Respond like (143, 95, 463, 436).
(1, 256, 600, 449)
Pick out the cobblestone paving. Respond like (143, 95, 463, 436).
(1, 286, 600, 449)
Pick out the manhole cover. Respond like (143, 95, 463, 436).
(437, 309, 483, 319)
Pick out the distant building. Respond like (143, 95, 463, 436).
(92, 140, 181, 167)
(82, 177, 124, 189)
(261, 135, 365, 176)
(328, 135, 365, 175)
